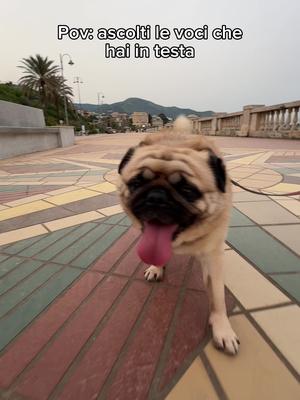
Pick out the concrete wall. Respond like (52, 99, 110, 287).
(0, 100, 75, 159)
(0, 100, 45, 128)
(0, 127, 75, 160)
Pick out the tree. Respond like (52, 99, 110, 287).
(158, 113, 169, 125)
(18, 54, 61, 109)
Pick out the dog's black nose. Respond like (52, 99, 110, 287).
(146, 188, 168, 205)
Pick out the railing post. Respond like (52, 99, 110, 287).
(274, 110, 280, 130)
(292, 107, 299, 130)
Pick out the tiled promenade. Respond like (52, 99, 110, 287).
(0, 133, 299, 399)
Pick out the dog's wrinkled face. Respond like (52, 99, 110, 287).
(117, 131, 231, 265)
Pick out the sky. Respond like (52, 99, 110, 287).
(1, 0, 299, 113)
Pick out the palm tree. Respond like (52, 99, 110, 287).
(50, 75, 74, 119)
(18, 54, 61, 109)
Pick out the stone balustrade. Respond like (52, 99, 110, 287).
(190, 101, 300, 139)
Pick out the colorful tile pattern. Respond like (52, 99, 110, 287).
(0, 134, 299, 399)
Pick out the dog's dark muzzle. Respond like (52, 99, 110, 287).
(131, 186, 196, 227)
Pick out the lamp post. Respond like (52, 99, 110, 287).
(59, 53, 74, 125)
(97, 92, 105, 114)
(73, 76, 83, 110)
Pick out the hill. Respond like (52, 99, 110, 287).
(77, 97, 213, 119)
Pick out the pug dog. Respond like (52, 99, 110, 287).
(117, 116, 239, 355)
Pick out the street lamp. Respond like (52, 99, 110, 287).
(59, 53, 74, 125)
(97, 92, 105, 114)
(73, 77, 83, 110)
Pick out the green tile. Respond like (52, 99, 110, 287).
(119, 216, 132, 227)
(53, 224, 111, 265)
(84, 169, 107, 175)
(0, 260, 43, 296)
(0, 257, 24, 278)
(0, 254, 9, 263)
(227, 227, 300, 273)
(35, 223, 97, 261)
(0, 186, 27, 192)
(20, 226, 75, 257)
(4, 234, 47, 255)
(0, 263, 61, 318)
(271, 273, 300, 302)
(0, 266, 81, 351)
(104, 213, 126, 225)
(47, 171, 85, 177)
(71, 225, 128, 268)
(230, 208, 255, 226)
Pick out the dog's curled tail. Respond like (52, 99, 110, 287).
(173, 115, 193, 133)
(174, 115, 193, 133)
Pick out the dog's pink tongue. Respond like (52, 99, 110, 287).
(137, 222, 177, 267)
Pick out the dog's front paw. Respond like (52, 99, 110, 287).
(144, 265, 164, 282)
(209, 312, 240, 355)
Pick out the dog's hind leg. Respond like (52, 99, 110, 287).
(200, 252, 240, 355)
(144, 265, 164, 281)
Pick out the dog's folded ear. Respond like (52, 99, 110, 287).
(118, 147, 135, 174)
(209, 154, 226, 193)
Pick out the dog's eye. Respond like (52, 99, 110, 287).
(173, 179, 202, 202)
(127, 174, 145, 192)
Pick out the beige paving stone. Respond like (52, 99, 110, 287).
(231, 185, 243, 193)
(0, 200, 54, 222)
(234, 201, 299, 224)
(252, 305, 300, 374)
(0, 225, 47, 246)
(230, 170, 256, 179)
(88, 182, 116, 193)
(224, 251, 289, 309)
(46, 186, 80, 195)
(233, 191, 270, 202)
(166, 357, 218, 400)
(42, 177, 78, 183)
(205, 315, 300, 400)
(224, 242, 231, 250)
(235, 153, 266, 165)
(75, 182, 98, 187)
(264, 225, 300, 255)
(272, 199, 300, 216)
(87, 158, 119, 165)
(254, 151, 275, 164)
(41, 181, 76, 185)
(237, 178, 275, 189)
(46, 189, 101, 205)
(249, 173, 282, 183)
(98, 204, 123, 216)
(230, 166, 262, 173)
(271, 183, 300, 193)
(45, 211, 104, 231)
(260, 168, 282, 175)
(4, 193, 48, 207)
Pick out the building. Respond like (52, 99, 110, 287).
(110, 112, 129, 127)
(151, 115, 164, 129)
(131, 112, 150, 127)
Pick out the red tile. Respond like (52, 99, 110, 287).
(0, 272, 103, 388)
(16, 276, 127, 400)
(159, 290, 209, 389)
(114, 244, 141, 276)
(91, 227, 140, 272)
(58, 281, 151, 400)
(186, 258, 206, 291)
(105, 286, 180, 400)
(164, 255, 191, 286)
(134, 255, 190, 286)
